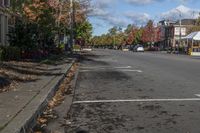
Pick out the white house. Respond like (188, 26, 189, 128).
(0, 0, 14, 46)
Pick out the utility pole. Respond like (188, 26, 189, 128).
(58, 0, 64, 47)
(179, 13, 182, 54)
(176, 9, 182, 54)
(69, 0, 75, 52)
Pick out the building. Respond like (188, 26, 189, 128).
(0, 0, 14, 46)
(158, 19, 196, 50)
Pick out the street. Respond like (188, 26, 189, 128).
(65, 49, 200, 133)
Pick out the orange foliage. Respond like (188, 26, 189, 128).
(23, 0, 48, 22)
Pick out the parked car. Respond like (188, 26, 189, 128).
(122, 46, 130, 51)
(82, 46, 92, 51)
(122, 48, 129, 51)
(134, 45, 144, 52)
(82, 48, 92, 51)
(147, 47, 160, 51)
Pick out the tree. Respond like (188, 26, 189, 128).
(108, 26, 118, 35)
(196, 15, 200, 26)
(9, 0, 91, 54)
(141, 20, 155, 43)
(124, 24, 137, 34)
(126, 28, 143, 45)
(75, 20, 93, 45)
(188, 16, 200, 33)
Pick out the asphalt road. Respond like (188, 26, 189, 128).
(65, 49, 200, 133)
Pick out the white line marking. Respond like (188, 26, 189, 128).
(115, 66, 132, 69)
(80, 70, 94, 72)
(195, 94, 200, 97)
(73, 98, 200, 104)
(81, 66, 132, 69)
(118, 69, 143, 73)
(79, 69, 142, 73)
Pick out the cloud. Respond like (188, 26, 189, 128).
(160, 5, 200, 20)
(88, 8, 109, 17)
(125, 12, 150, 25)
(101, 16, 129, 27)
(125, 0, 162, 5)
(88, 0, 128, 27)
(94, 0, 115, 9)
(125, 0, 192, 5)
(88, 0, 114, 17)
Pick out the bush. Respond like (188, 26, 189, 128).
(58, 43, 65, 50)
(0, 46, 21, 61)
(73, 45, 81, 51)
(0, 48, 3, 61)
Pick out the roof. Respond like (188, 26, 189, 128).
(158, 20, 176, 26)
(182, 31, 200, 40)
(175, 19, 196, 25)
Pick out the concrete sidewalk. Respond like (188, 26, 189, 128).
(0, 56, 75, 133)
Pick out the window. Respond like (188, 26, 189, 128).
(0, 0, 3, 7)
(8, 16, 14, 43)
(8, 16, 14, 26)
(4, 0, 10, 7)
(0, 15, 1, 43)
(5, 16, 7, 44)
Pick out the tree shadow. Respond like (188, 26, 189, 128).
(1, 63, 62, 76)
(0, 76, 11, 89)
(0, 53, 75, 92)
(6, 63, 60, 71)
(78, 53, 110, 66)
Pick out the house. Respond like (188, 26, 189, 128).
(158, 19, 196, 50)
(0, 0, 14, 46)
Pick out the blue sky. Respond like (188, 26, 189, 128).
(88, 0, 200, 36)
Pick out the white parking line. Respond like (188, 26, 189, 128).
(115, 66, 132, 69)
(118, 69, 143, 73)
(195, 94, 200, 97)
(79, 69, 142, 73)
(73, 98, 200, 104)
(81, 66, 132, 69)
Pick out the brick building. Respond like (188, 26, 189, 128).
(158, 19, 196, 50)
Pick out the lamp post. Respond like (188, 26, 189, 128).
(176, 9, 182, 54)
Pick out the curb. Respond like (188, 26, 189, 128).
(45, 63, 80, 133)
(1, 60, 76, 133)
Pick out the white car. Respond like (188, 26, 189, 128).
(136, 46, 144, 52)
(134, 45, 144, 52)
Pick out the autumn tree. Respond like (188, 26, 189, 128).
(9, 0, 92, 55)
(141, 20, 155, 43)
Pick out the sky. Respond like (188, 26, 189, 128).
(88, 0, 200, 36)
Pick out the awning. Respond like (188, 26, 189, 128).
(182, 31, 200, 41)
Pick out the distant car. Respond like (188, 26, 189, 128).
(148, 47, 160, 51)
(82, 47, 92, 51)
(122, 48, 129, 51)
(134, 45, 144, 52)
(137, 46, 144, 52)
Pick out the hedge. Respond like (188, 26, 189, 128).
(0, 46, 21, 61)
